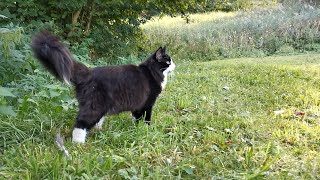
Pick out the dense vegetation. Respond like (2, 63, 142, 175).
(1, 0, 320, 179)
(0, 0, 253, 58)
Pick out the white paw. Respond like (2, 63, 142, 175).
(72, 128, 87, 143)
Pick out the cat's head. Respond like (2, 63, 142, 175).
(153, 46, 176, 74)
(142, 46, 175, 89)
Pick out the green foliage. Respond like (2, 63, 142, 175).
(213, 0, 253, 11)
(0, 25, 34, 117)
(0, 25, 22, 59)
(0, 86, 16, 117)
(0, 0, 255, 59)
(0, 25, 35, 82)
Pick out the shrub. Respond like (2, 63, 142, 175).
(0, 25, 35, 83)
(0, 25, 27, 116)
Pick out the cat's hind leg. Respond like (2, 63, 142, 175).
(131, 111, 144, 123)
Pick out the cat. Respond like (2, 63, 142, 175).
(31, 31, 175, 143)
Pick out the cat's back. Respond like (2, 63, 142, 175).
(91, 64, 150, 112)
(92, 64, 142, 79)
(92, 64, 149, 89)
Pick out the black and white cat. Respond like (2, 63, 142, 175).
(31, 31, 175, 143)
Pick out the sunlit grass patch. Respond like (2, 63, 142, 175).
(141, 11, 238, 29)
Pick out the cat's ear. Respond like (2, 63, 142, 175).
(162, 46, 166, 54)
(155, 47, 163, 61)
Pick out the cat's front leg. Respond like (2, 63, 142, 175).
(132, 111, 144, 123)
(144, 107, 153, 125)
(132, 107, 153, 125)
(72, 107, 104, 143)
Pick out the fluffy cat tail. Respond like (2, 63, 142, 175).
(31, 31, 90, 85)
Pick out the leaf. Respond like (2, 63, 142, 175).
(0, 15, 8, 19)
(0, 87, 16, 97)
(118, 169, 130, 179)
(27, 98, 38, 105)
(0, 28, 10, 33)
(11, 49, 24, 59)
(294, 110, 305, 117)
(248, 154, 280, 179)
(35, 91, 49, 98)
(0, 105, 16, 116)
(81, 173, 90, 180)
(49, 90, 60, 98)
(112, 155, 126, 163)
(44, 84, 68, 90)
(181, 164, 195, 175)
(212, 144, 220, 152)
(127, 167, 138, 175)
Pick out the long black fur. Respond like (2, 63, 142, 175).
(31, 31, 173, 133)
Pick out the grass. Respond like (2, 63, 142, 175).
(142, 11, 238, 28)
(1, 53, 320, 179)
(141, 5, 320, 61)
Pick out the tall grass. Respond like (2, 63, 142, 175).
(142, 3, 320, 61)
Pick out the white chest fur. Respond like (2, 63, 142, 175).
(161, 61, 176, 90)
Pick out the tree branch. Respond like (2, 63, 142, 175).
(85, 3, 95, 35)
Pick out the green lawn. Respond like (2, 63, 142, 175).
(1, 53, 320, 179)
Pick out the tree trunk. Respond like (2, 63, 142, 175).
(71, 10, 81, 32)
(85, 3, 95, 35)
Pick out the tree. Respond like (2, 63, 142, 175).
(0, 0, 252, 58)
